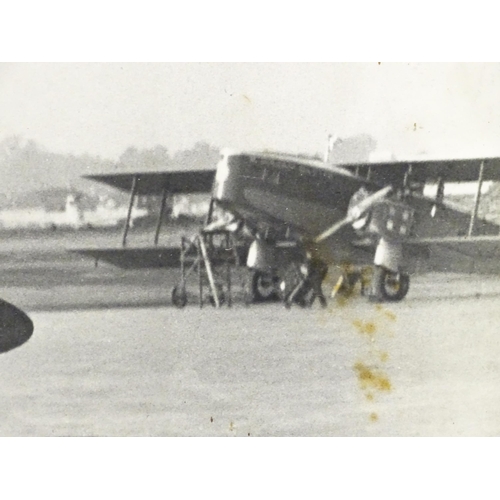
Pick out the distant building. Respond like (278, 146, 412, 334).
(0, 192, 148, 230)
(369, 150, 397, 162)
(172, 194, 211, 220)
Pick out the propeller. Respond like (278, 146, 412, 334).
(203, 216, 241, 234)
(314, 186, 393, 243)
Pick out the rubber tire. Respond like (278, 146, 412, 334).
(172, 286, 187, 308)
(250, 271, 280, 303)
(371, 266, 410, 302)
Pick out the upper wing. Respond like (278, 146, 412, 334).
(339, 157, 500, 185)
(84, 170, 216, 195)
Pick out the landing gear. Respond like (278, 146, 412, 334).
(247, 270, 280, 303)
(172, 285, 188, 308)
(370, 266, 410, 302)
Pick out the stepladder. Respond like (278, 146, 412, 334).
(171, 228, 240, 308)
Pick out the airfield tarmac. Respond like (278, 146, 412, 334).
(0, 230, 500, 436)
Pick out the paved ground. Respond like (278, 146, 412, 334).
(1, 278, 500, 436)
(0, 231, 499, 436)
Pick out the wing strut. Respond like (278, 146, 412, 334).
(468, 160, 485, 237)
(122, 174, 138, 247)
(154, 185, 169, 246)
(204, 198, 215, 226)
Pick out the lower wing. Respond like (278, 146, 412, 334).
(71, 245, 249, 269)
(70, 247, 181, 269)
(407, 235, 500, 260)
(406, 235, 500, 274)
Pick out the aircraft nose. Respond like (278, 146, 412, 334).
(0, 300, 34, 354)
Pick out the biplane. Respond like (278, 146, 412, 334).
(74, 142, 500, 306)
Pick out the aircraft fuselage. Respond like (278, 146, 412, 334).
(213, 151, 371, 239)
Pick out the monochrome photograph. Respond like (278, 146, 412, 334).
(0, 61, 499, 441)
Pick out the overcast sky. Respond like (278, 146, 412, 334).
(1, 62, 500, 162)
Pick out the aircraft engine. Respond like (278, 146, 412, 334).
(246, 240, 279, 302)
(368, 200, 414, 301)
(246, 239, 277, 272)
(367, 200, 414, 272)
(246, 239, 307, 303)
(247, 239, 306, 272)
(368, 200, 414, 242)
(348, 187, 371, 230)
(347, 189, 415, 301)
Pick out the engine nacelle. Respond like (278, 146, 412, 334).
(348, 188, 414, 243)
(370, 202, 413, 272)
(247, 239, 306, 273)
(374, 237, 403, 273)
(368, 200, 414, 243)
(247, 239, 277, 271)
(348, 189, 414, 274)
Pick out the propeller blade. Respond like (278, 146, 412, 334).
(314, 218, 351, 243)
(314, 186, 392, 243)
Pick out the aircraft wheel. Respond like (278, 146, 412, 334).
(250, 271, 280, 303)
(371, 266, 410, 302)
(171, 286, 187, 308)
